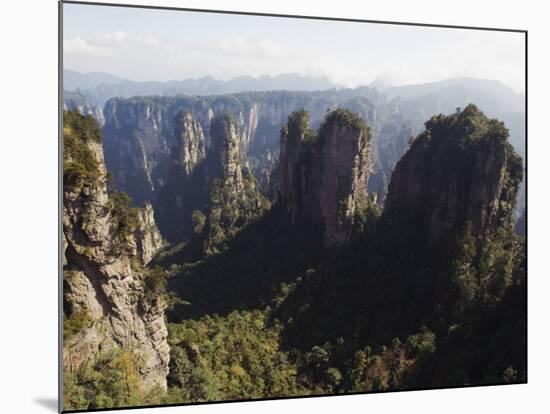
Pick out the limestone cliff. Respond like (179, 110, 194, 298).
(384, 104, 523, 245)
(279, 109, 373, 246)
(62, 111, 169, 391)
(63, 90, 105, 126)
(199, 113, 269, 254)
(101, 92, 378, 216)
(155, 111, 206, 241)
(88, 83, 524, 221)
(207, 113, 244, 192)
(135, 202, 164, 264)
(174, 110, 206, 176)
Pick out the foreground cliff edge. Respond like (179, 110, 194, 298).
(62, 111, 169, 409)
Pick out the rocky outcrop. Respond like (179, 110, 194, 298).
(102, 97, 247, 208)
(207, 114, 244, 191)
(102, 99, 166, 205)
(153, 111, 207, 241)
(135, 202, 165, 264)
(62, 111, 169, 391)
(279, 109, 373, 246)
(101, 88, 525, 245)
(174, 111, 206, 176)
(101, 91, 378, 214)
(155, 111, 267, 247)
(199, 114, 268, 254)
(384, 104, 523, 245)
(63, 90, 104, 126)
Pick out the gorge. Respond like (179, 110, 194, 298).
(62, 79, 526, 409)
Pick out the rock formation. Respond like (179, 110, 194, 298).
(63, 90, 105, 126)
(73, 80, 524, 204)
(100, 88, 524, 245)
(199, 113, 268, 254)
(135, 202, 165, 264)
(154, 111, 207, 241)
(100, 92, 378, 215)
(62, 111, 169, 391)
(207, 113, 244, 192)
(384, 104, 523, 245)
(279, 109, 373, 246)
(174, 110, 206, 176)
(102, 99, 167, 205)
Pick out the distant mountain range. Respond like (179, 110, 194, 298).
(63, 70, 525, 122)
(63, 69, 126, 91)
(63, 70, 339, 105)
(381, 77, 524, 114)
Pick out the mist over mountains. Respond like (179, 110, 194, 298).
(64, 69, 524, 107)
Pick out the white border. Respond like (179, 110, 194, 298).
(1, 1, 547, 413)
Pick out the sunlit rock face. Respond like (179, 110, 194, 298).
(63, 112, 169, 391)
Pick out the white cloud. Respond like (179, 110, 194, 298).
(90, 31, 160, 48)
(90, 30, 128, 46)
(217, 37, 291, 60)
(63, 37, 112, 57)
(63, 28, 524, 93)
(64, 31, 161, 60)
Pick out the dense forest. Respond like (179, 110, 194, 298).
(62, 102, 525, 411)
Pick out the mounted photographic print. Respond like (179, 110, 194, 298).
(60, 1, 527, 412)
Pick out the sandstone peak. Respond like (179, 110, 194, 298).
(279, 109, 373, 246)
(384, 104, 523, 244)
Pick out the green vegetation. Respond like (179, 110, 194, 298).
(191, 210, 206, 235)
(201, 170, 270, 255)
(63, 111, 102, 185)
(109, 190, 140, 240)
(183, 113, 272, 256)
(63, 349, 166, 411)
(286, 109, 315, 143)
(63, 110, 140, 245)
(143, 266, 168, 300)
(319, 108, 371, 142)
(166, 309, 307, 402)
(63, 310, 93, 340)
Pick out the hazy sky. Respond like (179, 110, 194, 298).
(63, 3, 526, 92)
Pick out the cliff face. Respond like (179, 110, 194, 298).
(102, 97, 252, 208)
(101, 92, 378, 213)
(384, 104, 523, 244)
(153, 111, 206, 241)
(199, 114, 268, 254)
(174, 111, 206, 176)
(102, 99, 167, 205)
(63, 111, 169, 391)
(280, 109, 372, 246)
(155, 111, 267, 248)
(101, 90, 525, 245)
(81, 81, 524, 214)
(207, 114, 245, 193)
(135, 202, 165, 264)
(63, 90, 105, 126)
